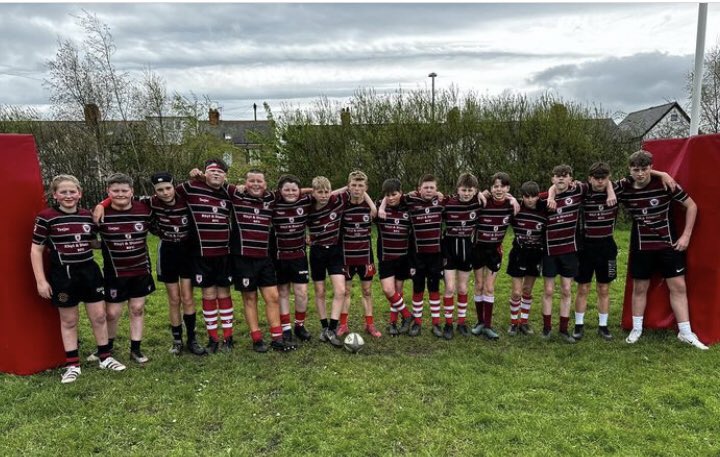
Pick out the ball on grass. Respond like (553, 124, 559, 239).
(343, 332, 365, 353)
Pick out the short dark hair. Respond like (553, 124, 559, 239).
(552, 164, 573, 177)
(381, 178, 402, 196)
(246, 168, 265, 177)
(106, 173, 133, 188)
(490, 172, 510, 187)
(418, 174, 437, 187)
(628, 150, 653, 167)
(519, 181, 540, 197)
(277, 174, 301, 190)
(456, 172, 479, 189)
(204, 158, 228, 172)
(588, 162, 610, 178)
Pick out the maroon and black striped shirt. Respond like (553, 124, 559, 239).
(147, 194, 191, 243)
(176, 180, 232, 257)
(228, 186, 275, 258)
(376, 201, 412, 261)
(33, 207, 97, 266)
(442, 195, 481, 239)
(406, 194, 443, 254)
(476, 198, 514, 245)
(99, 201, 153, 277)
(618, 176, 689, 251)
(545, 185, 586, 255)
(511, 201, 547, 250)
(580, 182, 619, 241)
(308, 193, 348, 247)
(272, 194, 312, 260)
(341, 197, 373, 265)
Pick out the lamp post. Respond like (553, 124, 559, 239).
(428, 72, 437, 120)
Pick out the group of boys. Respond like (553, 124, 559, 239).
(32, 149, 708, 382)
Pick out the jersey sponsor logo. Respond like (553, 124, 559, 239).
(598, 205, 604, 211)
(425, 208, 430, 214)
(173, 226, 179, 232)
(403, 212, 409, 219)
(526, 230, 532, 236)
(642, 208, 648, 215)
(461, 221, 466, 226)
(212, 207, 218, 213)
(432, 199, 438, 206)
(82, 224, 91, 233)
(355, 223, 360, 228)
(330, 212, 337, 220)
(536, 222, 543, 230)
(219, 200, 227, 208)
(254, 208, 260, 215)
(470, 211, 476, 219)
(181, 217, 188, 225)
(134, 223, 144, 232)
(74, 234, 82, 241)
(125, 234, 132, 240)
(394, 219, 400, 225)
(565, 197, 573, 205)
(557, 208, 562, 214)
(289, 217, 295, 223)
(296, 208, 304, 216)
(493, 226, 499, 232)
(363, 215, 370, 222)
(650, 198, 659, 206)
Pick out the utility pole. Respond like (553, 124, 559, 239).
(428, 72, 437, 120)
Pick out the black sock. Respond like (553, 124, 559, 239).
(171, 324, 182, 342)
(97, 343, 111, 361)
(130, 340, 141, 353)
(65, 349, 80, 367)
(184, 312, 197, 341)
(320, 318, 329, 329)
(329, 319, 339, 331)
(108, 337, 115, 351)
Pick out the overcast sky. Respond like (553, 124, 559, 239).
(1, 3, 718, 120)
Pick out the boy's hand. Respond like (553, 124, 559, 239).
(547, 199, 557, 211)
(477, 191, 487, 207)
(36, 280, 52, 300)
(658, 171, 677, 192)
(673, 233, 691, 251)
(92, 204, 105, 224)
(508, 195, 521, 215)
(436, 192, 444, 201)
(378, 209, 387, 219)
(189, 168, 205, 181)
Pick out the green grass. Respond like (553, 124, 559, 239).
(2, 229, 719, 456)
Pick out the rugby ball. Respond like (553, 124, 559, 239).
(343, 332, 365, 353)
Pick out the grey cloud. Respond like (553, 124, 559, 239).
(527, 52, 693, 112)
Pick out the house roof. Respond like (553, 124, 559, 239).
(618, 102, 689, 138)
(201, 120, 270, 146)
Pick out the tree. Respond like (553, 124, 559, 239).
(687, 40, 720, 134)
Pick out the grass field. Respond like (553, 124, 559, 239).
(2, 228, 719, 456)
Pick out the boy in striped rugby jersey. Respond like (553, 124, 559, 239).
(31, 175, 126, 383)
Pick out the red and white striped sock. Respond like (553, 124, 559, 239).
(202, 298, 219, 342)
(443, 296, 454, 325)
(270, 325, 283, 342)
(509, 296, 521, 325)
(429, 292, 441, 326)
(387, 292, 402, 324)
(250, 330, 263, 343)
(294, 311, 306, 328)
(457, 293, 468, 325)
(520, 294, 532, 324)
(397, 294, 412, 319)
(280, 313, 292, 333)
(217, 297, 234, 339)
(412, 292, 424, 324)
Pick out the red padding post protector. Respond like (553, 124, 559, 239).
(0, 134, 65, 374)
(621, 134, 720, 345)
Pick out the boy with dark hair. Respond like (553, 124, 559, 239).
(376, 178, 414, 336)
(506, 181, 546, 336)
(339, 171, 380, 337)
(98, 173, 156, 363)
(31, 175, 126, 383)
(441, 172, 482, 339)
(618, 150, 707, 349)
(471, 172, 515, 340)
(571, 162, 619, 341)
(272, 174, 314, 343)
(149, 172, 206, 355)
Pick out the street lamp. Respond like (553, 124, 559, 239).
(428, 72, 437, 120)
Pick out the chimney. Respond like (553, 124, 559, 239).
(84, 103, 100, 126)
(340, 107, 351, 126)
(209, 108, 220, 126)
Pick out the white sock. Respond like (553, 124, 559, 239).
(598, 313, 609, 327)
(677, 321, 692, 336)
(632, 316, 644, 331)
(575, 312, 585, 325)
(474, 294, 483, 303)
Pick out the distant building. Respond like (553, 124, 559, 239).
(618, 102, 690, 142)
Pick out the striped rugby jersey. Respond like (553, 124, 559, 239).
(33, 207, 97, 266)
(99, 200, 153, 277)
(580, 181, 620, 241)
(176, 180, 232, 257)
(341, 196, 373, 265)
(476, 198, 514, 245)
(442, 195, 481, 239)
(228, 185, 275, 258)
(272, 194, 312, 260)
(308, 193, 348, 247)
(511, 200, 547, 250)
(545, 185, 586, 256)
(406, 194, 443, 254)
(375, 201, 412, 261)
